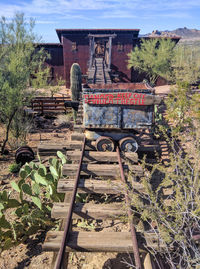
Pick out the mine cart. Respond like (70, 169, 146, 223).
(82, 83, 162, 152)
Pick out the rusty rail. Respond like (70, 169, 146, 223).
(54, 137, 86, 269)
(54, 139, 142, 269)
(116, 145, 142, 269)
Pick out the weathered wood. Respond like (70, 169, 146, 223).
(43, 231, 133, 252)
(62, 163, 143, 177)
(38, 141, 159, 155)
(57, 178, 145, 194)
(66, 151, 138, 163)
(71, 132, 85, 141)
(73, 124, 84, 132)
(52, 202, 125, 219)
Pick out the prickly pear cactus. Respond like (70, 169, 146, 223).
(70, 63, 82, 101)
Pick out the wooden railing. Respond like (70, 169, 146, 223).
(30, 96, 71, 114)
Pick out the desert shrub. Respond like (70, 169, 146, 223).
(127, 38, 176, 84)
(0, 13, 50, 154)
(172, 44, 200, 84)
(165, 82, 191, 134)
(128, 85, 200, 268)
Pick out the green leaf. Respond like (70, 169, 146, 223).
(0, 215, 11, 229)
(15, 207, 23, 217)
(34, 172, 48, 186)
(23, 203, 29, 215)
(46, 173, 54, 182)
(57, 151, 66, 164)
(18, 179, 25, 189)
(32, 183, 40, 195)
(7, 199, 21, 208)
(3, 238, 12, 250)
(50, 166, 58, 178)
(22, 184, 32, 196)
(49, 158, 59, 169)
(0, 203, 4, 211)
(2, 191, 8, 201)
(39, 164, 47, 176)
(19, 169, 28, 179)
(32, 196, 42, 210)
(49, 185, 53, 195)
(30, 170, 36, 181)
(24, 164, 31, 174)
(10, 181, 20, 193)
(31, 209, 44, 219)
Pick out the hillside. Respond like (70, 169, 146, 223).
(147, 27, 200, 43)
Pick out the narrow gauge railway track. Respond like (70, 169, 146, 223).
(41, 102, 168, 269)
(51, 136, 142, 269)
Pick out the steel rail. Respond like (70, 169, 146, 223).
(116, 145, 142, 269)
(54, 136, 86, 269)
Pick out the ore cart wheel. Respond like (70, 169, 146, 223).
(15, 146, 35, 165)
(95, 136, 115, 152)
(119, 136, 138, 152)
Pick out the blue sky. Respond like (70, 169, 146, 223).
(0, 0, 200, 42)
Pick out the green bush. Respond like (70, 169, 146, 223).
(9, 163, 21, 173)
(128, 85, 200, 268)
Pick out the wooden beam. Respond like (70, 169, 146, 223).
(88, 34, 117, 38)
(38, 141, 160, 156)
(43, 231, 133, 252)
(66, 151, 138, 163)
(57, 178, 145, 194)
(62, 163, 143, 177)
(51, 202, 125, 219)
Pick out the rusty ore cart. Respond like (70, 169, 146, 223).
(82, 82, 161, 152)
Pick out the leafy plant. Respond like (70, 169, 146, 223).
(0, 13, 50, 154)
(127, 38, 176, 84)
(165, 82, 191, 134)
(9, 162, 21, 173)
(172, 44, 200, 84)
(127, 85, 200, 268)
(0, 151, 66, 251)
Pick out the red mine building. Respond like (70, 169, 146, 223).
(38, 29, 180, 87)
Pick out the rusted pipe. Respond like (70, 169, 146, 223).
(116, 145, 142, 269)
(54, 137, 86, 269)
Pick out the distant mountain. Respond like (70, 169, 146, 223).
(147, 27, 200, 41)
(166, 27, 200, 39)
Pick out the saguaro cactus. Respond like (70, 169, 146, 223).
(70, 63, 82, 101)
(70, 63, 82, 122)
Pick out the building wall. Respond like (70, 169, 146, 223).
(39, 30, 179, 87)
(62, 34, 89, 87)
(111, 34, 137, 83)
(61, 31, 139, 87)
(38, 44, 64, 83)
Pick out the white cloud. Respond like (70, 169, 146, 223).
(0, 0, 199, 20)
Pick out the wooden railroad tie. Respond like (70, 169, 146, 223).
(41, 127, 165, 269)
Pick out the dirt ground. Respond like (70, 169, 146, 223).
(0, 85, 172, 269)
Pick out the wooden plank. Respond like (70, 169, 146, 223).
(38, 141, 159, 155)
(43, 231, 133, 252)
(57, 178, 145, 194)
(51, 202, 125, 219)
(66, 151, 138, 163)
(71, 133, 85, 141)
(62, 163, 143, 177)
